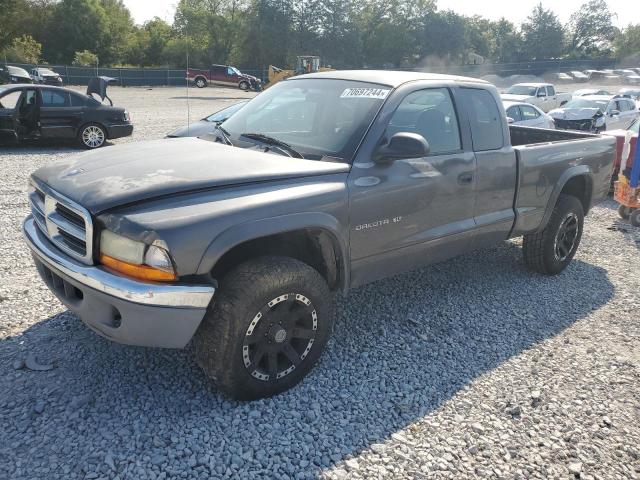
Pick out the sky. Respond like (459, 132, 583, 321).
(123, 0, 639, 28)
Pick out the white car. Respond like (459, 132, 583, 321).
(501, 83, 572, 112)
(570, 71, 590, 82)
(573, 88, 611, 97)
(503, 101, 555, 129)
(549, 95, 639, 133)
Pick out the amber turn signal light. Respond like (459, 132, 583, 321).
(99, 254, 177, 282)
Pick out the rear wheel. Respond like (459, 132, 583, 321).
(195, 77, 207, 88)
(630, 209, 640, 227)
(618, 204, 632, 220)
(194, 256, 335, 400)
(523, 194, 584, 274)
(78, 123, 106, 149)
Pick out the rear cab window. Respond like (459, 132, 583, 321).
(459, 88, 504, 151)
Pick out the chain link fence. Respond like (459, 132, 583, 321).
(8, 59, 620, 87)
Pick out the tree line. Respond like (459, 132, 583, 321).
(1, 0, 640, 69)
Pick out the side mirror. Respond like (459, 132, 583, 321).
(610, 109, 620, 116)
(507, 116, 515, 124)
(374, 132, 430, 163)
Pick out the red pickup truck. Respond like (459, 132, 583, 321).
(186, 64, 262, 91)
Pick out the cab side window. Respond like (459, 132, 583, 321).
(459, 88, 504, 151)
(386, 88, 461, 155)
(227, 67, 235, 76)
(537, 88, 547, 97)
(547, 86, 556, 96)
(41, 90, 70, 107)
(70, 94, 86, 107)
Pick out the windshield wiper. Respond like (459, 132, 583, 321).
(213, 124, 232, 146)
(240, 132, 304, 159)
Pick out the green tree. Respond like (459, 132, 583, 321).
(521, 3, 565, 60)
(615, 24, 640, 62)
(0, 34, 42, 63)
(487, 18, 523, 63)
(72, 50, 99, 66)
(568, 0, 617, 57)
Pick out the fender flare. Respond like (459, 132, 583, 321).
(538, 166, 593, 231)
(196, 212, 350, 291)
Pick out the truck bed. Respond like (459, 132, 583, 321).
(509, 125, 617, 235)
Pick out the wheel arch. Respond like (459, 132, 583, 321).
(196, 213, 350, 293)
(539, 168, 593, 231)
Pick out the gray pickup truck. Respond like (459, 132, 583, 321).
(23, 71, 615, 400)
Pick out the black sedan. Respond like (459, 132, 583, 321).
(166, 100, 248, 138)
(0, 65, 33, 84)
(0, 80, 132, 148)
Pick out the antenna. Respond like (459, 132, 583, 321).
(186, 20, 190, 136)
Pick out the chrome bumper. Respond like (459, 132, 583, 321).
(23, 216, 215, 348)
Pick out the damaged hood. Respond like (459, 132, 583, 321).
(548, 107, 602, 120)
(31, 138, 350, 214)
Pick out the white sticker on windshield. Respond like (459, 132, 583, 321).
(340, 88, 390, 99)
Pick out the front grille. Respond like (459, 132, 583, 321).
(554, 119, 593, 131)
(28, 182, 94, 264)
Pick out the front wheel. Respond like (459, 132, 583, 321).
(78, 123, 106, 149)
(194, 256, 335, 400)
(523, 194, 584, 274)
(630, 209, 640, 227)
(618, 204, 632, 220)
(238, 81, 249, 91)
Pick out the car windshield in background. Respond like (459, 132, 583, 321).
(563, 99, 608, 109)
(221, 79, 390, 161)
(8, 66, 29, 76)
(507, 85, 537, 96)
(38, 68, 55, 75)
(630, 119, 640, 134)
(205, 101, 248, 122)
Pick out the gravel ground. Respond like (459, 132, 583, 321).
(1, 86, 639, 480)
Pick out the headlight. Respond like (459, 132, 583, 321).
(99, 230, 176, 281)
(123, 110, 130, 122)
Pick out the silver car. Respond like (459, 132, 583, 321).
(503, 101, 555, 129)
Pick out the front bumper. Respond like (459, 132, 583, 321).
(23, 217, 215, 348)
(106, 124, 134, 139)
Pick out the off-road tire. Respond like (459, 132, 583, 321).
(630, 209, 640, 227)
(194, 256, 335, 400)
(523, 194, 584, 275)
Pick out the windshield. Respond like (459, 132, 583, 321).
(506, 85, 537, 96)
(563, 98, 609, 109)
(231, 67, 242, 76)
(221, 79, 390, 161)
(205, 101, 247, 122)
(38, 68, 55, 75)
(8, 66, 29, 77)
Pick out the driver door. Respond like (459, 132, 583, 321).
(348, 86, 477, 286)
(0, 88, 23, 144)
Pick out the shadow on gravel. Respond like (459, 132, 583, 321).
(0, 241, 614, 479)
(0, 141, 99, 154)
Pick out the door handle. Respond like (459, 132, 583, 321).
(458, 172, 474, 185)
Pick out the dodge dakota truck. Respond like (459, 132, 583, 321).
(23, 71, 615, 400)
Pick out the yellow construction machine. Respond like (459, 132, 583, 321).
(265, 56, 333, 89)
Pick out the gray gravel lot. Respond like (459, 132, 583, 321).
(1, 85, 639, 479)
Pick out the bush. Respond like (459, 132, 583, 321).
(72, 50, 99, 66)
(1, 35, 41, 64)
